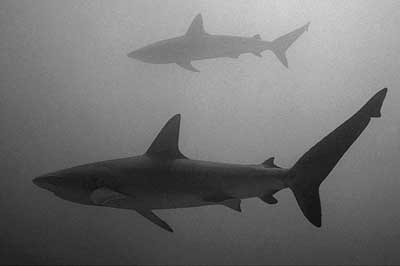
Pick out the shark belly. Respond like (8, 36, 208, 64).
(188, 36, 266, 61)
(117, 185, 213, 210)
(126, 160, 288, 210)
(100, 157, 288, 211)
(112, 172, 215, 210)
(222, 173, 287, 199)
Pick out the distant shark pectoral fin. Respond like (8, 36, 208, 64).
(176, 61, 200, 72)
(136, 209, 174, 233)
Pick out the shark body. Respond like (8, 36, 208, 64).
(34, 89, 387, 232)
(128, 14, 310, 72)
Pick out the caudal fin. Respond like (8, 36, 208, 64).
(288, 88, 387, 227)
(270, 22, 310, 68)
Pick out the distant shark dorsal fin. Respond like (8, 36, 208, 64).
(185, 14, 206, 36)
(262, 157, 281, 168)
(146, 114, 186, 159)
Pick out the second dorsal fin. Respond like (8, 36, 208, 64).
(185, 14, 206, 37)
(262, 157, 281, 168)
(146, 114, 186, 159)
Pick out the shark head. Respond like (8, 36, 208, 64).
(33, 166, 104, 205)
(128, 46, 152, 62)
(128, 41, 174, 64)
(128, 14, 207, 66)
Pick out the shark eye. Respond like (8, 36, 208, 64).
(86, 177, 105, 190)
(95, 178, 105, 187)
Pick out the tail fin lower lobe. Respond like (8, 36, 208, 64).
(270, 22, 310, 68)
(288, 88, 387, 227)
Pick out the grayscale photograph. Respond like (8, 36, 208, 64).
(1, 1, 399, 265)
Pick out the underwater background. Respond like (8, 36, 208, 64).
(1, 0, 400, 264)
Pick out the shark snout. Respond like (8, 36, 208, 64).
(128, 48, 154, 63)
(33, 175, 59, 191)
(128, 49, 141, 59)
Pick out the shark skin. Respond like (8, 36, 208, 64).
(128, 14, 310, 72)
(34, 88, 387, 232)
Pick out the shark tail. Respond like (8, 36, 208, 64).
(287, 88, 387, 227)
(270, 22, 310, 68)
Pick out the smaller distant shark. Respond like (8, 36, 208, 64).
(33, 88, 387, 232)
(128, 14, 310, 72)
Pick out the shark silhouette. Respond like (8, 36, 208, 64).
(128, 14, 310, 72)
(34, 88, 387, 232)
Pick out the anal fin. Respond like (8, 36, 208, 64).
(260, 195, 278, 204)
(259, 191, 278, 205)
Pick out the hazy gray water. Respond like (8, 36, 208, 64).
(1, 0, 400, 264)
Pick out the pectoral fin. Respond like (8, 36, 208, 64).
(136, 209, 174, 233)
(90, 188, 173, 232)
(176, 61, 200, 72)
(90, 187, 129, 206)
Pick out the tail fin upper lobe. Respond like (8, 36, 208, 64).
(288, 88, 387, 227)
(270, 22, 310, 68)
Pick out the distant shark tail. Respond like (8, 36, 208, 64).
(287, 88, 387, 227)
(270, 22, 310, 68)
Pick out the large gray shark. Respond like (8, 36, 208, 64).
(128, 14, 310, 72)
(34, 88, 387, 232)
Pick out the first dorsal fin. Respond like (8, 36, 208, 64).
(146, 114, 186, 159)
(185, 14, 206, 36)
(262, 157, 281, 168)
